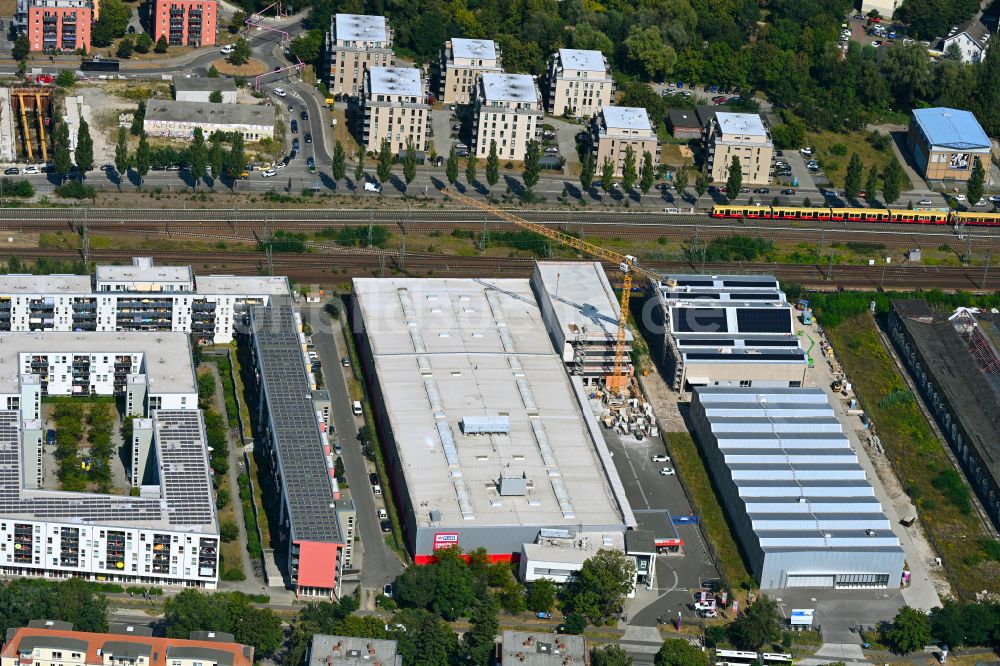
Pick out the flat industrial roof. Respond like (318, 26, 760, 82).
(0, 331, 195, 395)
(0, 274, 92, 293)
(557, 48, 606, 72)
(194, 275, 290, 296)
(96, 264, 192, 284)
(693, 387, 902, 554)
(354, 277, 630, 530)
(173, 77, 237, 93)
(367, 67, 422, 98)
(451, 38, 497, 61)
(715, 112, 767, 137)
(501, 631, 586, 666)
(250, 303, 342, 544)
(334, 13, 388, 42)
(912, 107, 991, 151)
(308, 635, 402, 666)
(480, 73, 538, 104)
(145, 100, 275, 128)
(533, 261, 632, 343)
(601, 106, 651, 133)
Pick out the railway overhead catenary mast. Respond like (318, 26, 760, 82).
(442, 187, 659, 393)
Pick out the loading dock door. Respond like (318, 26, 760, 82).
(786, 574, 835, 588)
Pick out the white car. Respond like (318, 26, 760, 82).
(990, 195, 1000, 202)
(364, 181, 382, 193)
(918, 199, 933, 206)
(800, 147, 813, 156)
(22, 166, 40, 175)
(974, 198, 988, 207)
(261, 168, 277, 178)
(953, 194, 967, 202)
(273, 87, 287, 97)
(378, 509, 388, 520)
(651, 454, 670, 462)
(220, 44, 234, 55)
(659, 467, 676, 476)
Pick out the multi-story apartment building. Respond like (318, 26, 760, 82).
(0, 624, 253, 666)
(705, 112, 773, 186)
(361, 66, 429, 154)
(326, 13, 394, 98)
(473, 73, 542, 162)
(591, 106, 659, 178)
(25, 0, 92, 53)
(545, 49, 613, 118)
(152, 0, 216, 47)
(438, 38, 502, 105)
(0, 257, 289, 343)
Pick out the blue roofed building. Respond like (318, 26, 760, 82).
(907, 107, 991, 182)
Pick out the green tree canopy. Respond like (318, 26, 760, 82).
(639, 151, 655, 196)
(654, 638, 707, 666)
(230, 38, 251, 66)
(968, 156, 986, 206)
(728, 594, 783, 650)
(882, 158, 902, 204)
(393, 608, 459, 666)
(562, 549, 637, 624)
(403, 139, 418, 189)
(592, 643, 633, 666)
(579, 152, 595, 193)
(527, 578, 557, 613)
(844, 153, 863, 199)
(377, 139, 393, 186)
(75, 118, 94, 174)
(331, 140, 346, 183)
(485, 140, 500, 191)
(625, 26, 677, 79)
(522, 140, 541, 192)
(52, 122, 72, 181)
(726, 156, 742, 202)
(621, 145, 637, 193)
(164, 590, 282, 655)
(884, 606, 931, 655)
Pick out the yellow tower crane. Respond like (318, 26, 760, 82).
(441, 187, 661, 394)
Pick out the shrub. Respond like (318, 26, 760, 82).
(222, 568, 246, 581)
(829, 143, 848, 156)
(932, 469, 972, 514)
(0, 178, 34, 198)
(55, 181, 95, 199)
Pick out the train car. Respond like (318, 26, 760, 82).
(710, 205, 950, 225)
(889, 209, 950, 225)
(954, 211, 1000, 227)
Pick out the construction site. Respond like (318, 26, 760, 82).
(3, 86, 55, 164)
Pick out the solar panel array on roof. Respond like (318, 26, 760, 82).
(250, 304, 341, 544)
(674, 279, 714, 286)
(155, 411, 216, 527)
(723, 279, 779, 288)
(686, 352, 804, 361)
(736, 308, 792, 333)
(674, 308, 728, 333)
(682, 339, 735, 346)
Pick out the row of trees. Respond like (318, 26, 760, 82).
(112, 127, 247, 187)
(164, 589, 282, 655)
(882, 601, 1000, 655)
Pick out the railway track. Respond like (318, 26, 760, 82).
(13, 246, 1000, 291)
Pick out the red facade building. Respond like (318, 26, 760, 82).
(27, 0, 92, 53)
(153, 0, 217, 47)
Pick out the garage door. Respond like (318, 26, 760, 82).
(786, 574, 835, 588)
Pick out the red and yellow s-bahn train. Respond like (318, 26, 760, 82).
(711, 204, 1000, 227)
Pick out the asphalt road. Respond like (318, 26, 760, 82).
(301, 304, 404, 590)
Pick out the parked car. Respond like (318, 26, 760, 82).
(342, 356, 351, 367)
(782, 188, 796, 195)
(918, 199, 933, 206)
(383, 584, 393, 598)
(3, 167, 18, 175)
(651, 454, 670, 462)
(273, 87, 286, 97)
(353, 400, 364, 414)
(261, 168, 277, 177)
(23, 166, 40, 175)
(753, 187, 770, 194)
(364, 181, 381, 193)
(954, 194, 967, 202)
(300, 110, 309, 121)
(660, 467, 676, 476)
(290, 120, 298, 133)
(544, 147, 559, 154)
(800, 147, 814, 156)
(292, 138, 300, 151)
(974, 197, 988, 207)
(380, 520, 391, 533)
(369, 473, 379, 485)
(378, 509, 388, 520)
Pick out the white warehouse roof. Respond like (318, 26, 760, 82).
(334, 13, 388, 42)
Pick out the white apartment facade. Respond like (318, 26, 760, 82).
(439, 38, 502, 105)
(591, 106, 659, 178)
(546, 49, 613, 118)
(706, 112, 774, 185)
(326, 13, 394, 97)
(0, 258, 290, 343)
(362, 67, 429, 154)
(473, 73, 542, 161)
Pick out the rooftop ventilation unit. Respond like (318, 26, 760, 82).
(461, 415, 509, 434)
(498, 473, 527, 496)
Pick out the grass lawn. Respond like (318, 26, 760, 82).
(805, 129, 913, 191)
(665, 431, 755, 592)
(825, 314, 1000, 599)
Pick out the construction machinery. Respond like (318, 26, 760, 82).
(441, 187, 660, 394)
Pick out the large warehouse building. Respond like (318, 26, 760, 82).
(646, 274, 808, 392)
(889, 301, 1000, 530)
(690, 387, 905, 589)
(352, 277, 635, 564)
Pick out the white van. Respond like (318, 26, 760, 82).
(364, 181, 381, 193)
(352, 400, 363, 415)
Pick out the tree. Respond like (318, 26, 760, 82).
(968, 157, 985, 206)
(331, 140, 346, 185)
(485, 140, 499, 193)
(654, 639, 707, 666)
(75, 118, 94, 175)
(228, 133, 246, 180)
(12, 35, 29, 61)
(526, 578, 556, 613)
(726, 156, 742, 202)
(675, 165, 689, 195)
(845, 153, 863, 199)
(882, 158, 902, 204)
(164, 590, 282, 655)
(462, 594, 499, 666)
(131, 100, 145, 136)
(695, 172, 708, 197)
(729, 594, 783, 651)
(189, 127, 208, 187)
(229, 10, 246, 33)
(394, 608, 459, 666)
(884, 606, 931, 655)
(601, 156, 615, 195)
(865, 165, 880, 201)
(592, 643, 633, 666)
(229, 38, 251, 66)
(154, 35, 168, 54)
(465, 153, 477, 186)
(639, 150, 655, 198)
(403, 140, 418, 190)
(52, 123, 72, 182)
(522, 139, 541, 192)
(333, 456, 345, 479)
(621, 145, 637, 193)
(55, 69, 76, 88)
(116, 37, 133, 59)
(91, 0, 130, 47)
(579, 152, 594, 194)
(219, 520, 239, 542)
(562, 613, 587, 635)
(134, 132, 150, 185)
(376, 139, 393, 187)
(625, 25, 677, 79)
(562, 549, 636, 624)
(445, 146, 459, 185)
(114, 127, 130, 187)
(355, 146, 365, 186)
(209, 90, 223, 103)
(135, 32, 153, 54)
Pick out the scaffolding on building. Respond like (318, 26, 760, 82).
(949, 307, 1000, 396)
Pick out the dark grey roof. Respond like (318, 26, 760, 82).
(146, 100, 275, 128)
(668, 109, 701, 129)
(173, 77, 238, 93)
(109, 624, 153, 637)
(892, 299, 933, 319)
(102, 641, 153, 660)
(625, 529, 657, 554)
(167, 645, 235, 666)
(15, 635, 89, 653)
(190, 631, 236, 643)
(250, 304, 342, 543)
(27, 620, 73, 630)
(947, 17, 990, 47)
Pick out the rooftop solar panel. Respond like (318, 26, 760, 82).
(679, 339, 735, 346)
(736, 308, 792, 333)
(723, 279, 779, 288)
(686, 352, 804, 361)
(674, 308, 729, 333)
